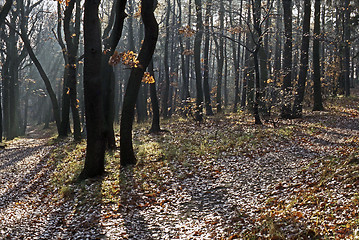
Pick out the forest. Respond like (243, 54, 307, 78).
(0, 0, 359, 239)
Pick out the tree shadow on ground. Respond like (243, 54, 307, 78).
(0, 145, 43, 170)
(119, 166, 153, 239)
(37, 177, 104, 239)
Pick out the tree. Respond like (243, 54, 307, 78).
(7, 0, 62, 136)
(343, 0, 351, 96)
(292, 0, 311, 118)
(148, 59, 161, 133)
(79, 0, 106, 179)
(0, 0, 13, 27)
(203, 0, 214, 116)
(281, 0, 293, 118)
(101, 0, 128, 149)
(120, 0, 159, 166)
(193, 0, 204, 122)
(312, 0, 324, 111)
(59, 0, 82, 141)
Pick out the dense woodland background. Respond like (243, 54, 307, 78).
(0, 0, 359, 239)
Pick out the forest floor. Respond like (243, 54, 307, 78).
(0, 93, 359, 239)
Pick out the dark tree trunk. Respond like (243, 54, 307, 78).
(194, 0, 204, 122)
(281, 0, 293, 118)
(62, 0, 82, 141)
(343, 0, 351, 96)
(312, 0, 324, 111)
(120, 0, 158, 166)
(102, 0, 128, 149)
(252, 0, 262, 125)
(148, 60, 161, 133)
(216, 0, 225, 114)
(0, 0, 13, 27)
(162, 0, 170, 119)
(203, 0, 214, 116)
(183, 0, 192, 101)
(292, 0, 311, 118)
(79, 0, 106, 179)
(233, 0, 243, 113)
(273, 0, 282, 82)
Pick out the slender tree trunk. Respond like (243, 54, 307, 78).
(102, 0, 128, 149)
(0, 0, 13, 27)
(252, 0, 262, 125)
(120, 0, 158, 166)
(292, 0, 311, 118)
(312, 0, 324, 111)
(233, 0, 243, 113)
(193, 0, 204, 122)
(203, 0, 214, 116)
(281, 0, 293, 118)
(148, 60, 161, 133)
(216, 0, 224, 113)
(343, 0, 351, 96)
(162, 0, 170, 119)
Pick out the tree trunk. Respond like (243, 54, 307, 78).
(292, 0, 311, 118)
(148, 60, 161, 133)
(203, 0, 214, 116)
(343, 0, 351, 96)
(0, 0, 13, 27)
(120, 0, 159, 166)
(194, 0, 204, 122)
(162, 0, 170, 119)
(216, 0, 225, 113)
(281, 0, 293, 118)
(312, 0, 324, 111)
(233, 0, 243, 113)
(79, 0, 106, 179)
(102, 0, 128, 149)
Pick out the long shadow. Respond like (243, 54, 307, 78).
(0, 145, 51, 209)
(36, 177, 104, 239)
(0, 145, 43, 170)
(120, 166, 153, 239)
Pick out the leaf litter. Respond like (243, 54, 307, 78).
(0, 95, 358, 239)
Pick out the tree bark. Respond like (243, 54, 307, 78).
(194, 0, 204, 122)
(0, 0, 13, 27)
(79, 0, 106, 179)
(120, 0, 159, 166)
(343, 0, 351, 96)
(148, 60, 161, 133)
(292, 0, 311, 118)
(203, 0, 214, 116)
(162, 0, 170, 119)
(312, 0, 324, 111)
(281, 0, 293, 118)
(102, 0, 128, 149)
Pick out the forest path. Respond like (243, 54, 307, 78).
(0, 93, 358, 239)
(0, 130, 60, 239)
